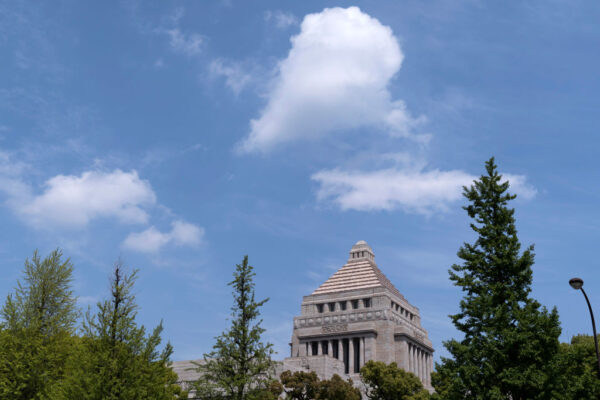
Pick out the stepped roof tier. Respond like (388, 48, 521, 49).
(312, 240, 403, 299)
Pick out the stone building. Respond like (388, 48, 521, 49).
(279, 240, 434, 390)
(173, 240, 434, 393)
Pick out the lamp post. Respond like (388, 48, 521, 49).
(569, 277, 600, 378)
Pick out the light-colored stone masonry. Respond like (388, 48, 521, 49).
(285, 240, 434, 391)
(173, 240, 434, 393)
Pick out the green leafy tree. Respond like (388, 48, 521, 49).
(316, 373, 361, 400)
(54, 261, 186, 400)
(193, 255, 275, 400)
(0, 249, 78, 400)
(433, 158, 561, 400)
(280, 370, 319, 400)
(248, 379, 283, 400)
(280, 370, 361, 400)
(360, 360, 428, 400)
(545, 335, 600, 399)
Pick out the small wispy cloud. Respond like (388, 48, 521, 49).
(209, 59, 253, 95)
(122, 220, 204, 254)
(164, 28, 204, 56)
(157, 7, 204, 57)
(264, 10, 299, 29)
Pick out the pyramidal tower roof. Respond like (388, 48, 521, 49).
(311, 241, 403, 298)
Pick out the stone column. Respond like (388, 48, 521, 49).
(417, 348, 421, 379)
(348, 337, 354, 374)
(398, 340, 408, 371)
(413, 346, 419, 378)
(416, 348, 420, 380)
(317, 341, 322, 355)
(411, 344, 415, 374)
(426, 353, 431, 386)
(359, 337, 364, 369)
(338, 340, 343, 361)
(365, 335, 375, 363)
(422, 351, 426, 383)
(429, 353, 433, 386)
(421, 349, 425, 382)
(408, 344, 412, 373)
(299, 341, 306, 357)
(423, 352, 427, 385)
(415, 347, 419, 378)
(430, 353, 434, 386)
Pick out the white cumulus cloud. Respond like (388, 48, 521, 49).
(0, 152, 206, 253)
(123, 220, 204, 254)
(16, 170, 156, 228)
(312, 166, 536, 214)
(237, 6, 425, 153)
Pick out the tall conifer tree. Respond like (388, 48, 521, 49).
(55, 262, 185, 400)
(193, 255, 275, 400)
(433, 158, 561, 400)
(0, 249, 78, 399)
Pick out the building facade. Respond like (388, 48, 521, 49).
(280, 240, 434, 390)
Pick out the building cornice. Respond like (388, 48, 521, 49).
(394, 333, 435, 353)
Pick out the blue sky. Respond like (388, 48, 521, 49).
(1, 0, 600, 363)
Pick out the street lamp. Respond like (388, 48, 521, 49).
(569, 277, 600, 378)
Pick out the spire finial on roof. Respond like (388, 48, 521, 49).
(349, 240, 374, 263)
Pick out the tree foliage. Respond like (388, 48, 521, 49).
(433, 158, 561, 400)
(545, 335, 600, 399)
(280, 370, 319, 400)
(53, 261, 186, 400)
(360, 360, 429, 400)
(279, 370, 361, 400)
(0, 249, 78, 400)
(193, 255, 275, 400)
(317, 373, 361, 400)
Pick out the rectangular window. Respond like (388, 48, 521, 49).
(317, 304, 324, 313)
(339, 301, 347, 311)
(351, 299, 359, 309)
(311, 342, 318, 356)
(321, 340, 328, 355)
(363, 298, 371, 308)
(328, 302, 336, 312)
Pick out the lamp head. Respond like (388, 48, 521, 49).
(569, 277, 584, 290)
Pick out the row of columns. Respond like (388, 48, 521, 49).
(408, 342, 432, 387)
(300, 336, 370, 374)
